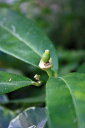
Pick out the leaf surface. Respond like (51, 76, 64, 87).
(46, 73, 85, 128)
(0, 71, 32, 95)
(8, 107, 47, 128)
(0, 9, 58, 71)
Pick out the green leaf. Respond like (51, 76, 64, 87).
(46, 73, 85, 128)
(8, 107, 47, 128)
(0, 95, 45, 105)
(0, 71, 32, 95)
(0, 9, 58, 71)
(0, 106, 14, 128)
(0, 3, 11, 8)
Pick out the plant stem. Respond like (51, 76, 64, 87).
(32, 81, 42, 86)
(46, 68, 58, 78)
(46, 68, 54, 77)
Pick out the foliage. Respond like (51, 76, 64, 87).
(0, 1, 85, 128)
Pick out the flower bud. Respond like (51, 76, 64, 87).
(42, 50, 50, 63)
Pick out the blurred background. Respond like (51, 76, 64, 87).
(0, 0, 85, 127)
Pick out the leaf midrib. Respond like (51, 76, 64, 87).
(0, 80, 32, 85)
(59, 76, 80, 128)
(0, 23, 41, 57)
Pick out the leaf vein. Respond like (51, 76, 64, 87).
(59, 76, 80, 128)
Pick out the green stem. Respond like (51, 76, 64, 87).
(46, 68, 54, 77)
(32, 81, 42, 86)
(46, 68, 58, 78)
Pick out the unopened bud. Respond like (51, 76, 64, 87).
(42, 50, 50, 63)
(34, 74, 40, 81)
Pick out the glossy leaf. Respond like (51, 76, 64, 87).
(46, 73, 85, 128)
(0, 71, 32, 95)
(8, 107, 47, 128)
(0, 9, 58, 71)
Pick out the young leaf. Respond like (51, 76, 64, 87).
(46, 73, 85, 128)
(0, 71, 32, 95)
(0, 9, 58, 71)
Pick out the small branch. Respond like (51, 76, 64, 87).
(39, 50, 58, 78)
(32, 81, 42, 86)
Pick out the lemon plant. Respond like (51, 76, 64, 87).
(0, 9, 85, 128)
